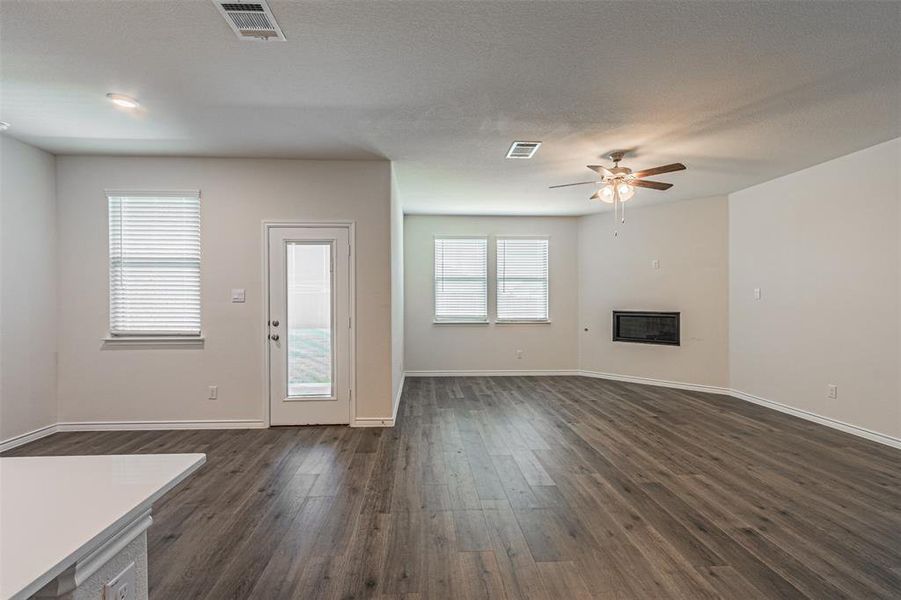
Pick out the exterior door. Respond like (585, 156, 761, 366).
(268, 226, 351, 425)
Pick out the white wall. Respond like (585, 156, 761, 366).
(730, 138, 900, 439)
(390, 165, 404, 413)
(578, 196, 730, 387)
(5, 137, 897, 444)
(0, 136, 58, 443)
(55, 156, 393, 425)
(404, 215, 579, 372)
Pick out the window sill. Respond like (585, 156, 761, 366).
(433, 320, 490, 325)
(495, 320, 552, 325)
(102, 335, 205, 349)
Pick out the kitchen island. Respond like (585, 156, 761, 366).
(0, 453, 205, 600)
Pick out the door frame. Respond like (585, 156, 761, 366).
(261, 220, 356, 427)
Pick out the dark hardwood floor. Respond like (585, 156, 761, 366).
(5, 376, 901, 599)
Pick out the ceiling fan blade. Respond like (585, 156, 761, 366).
(549, 180, 596, 189)
(632, 162, 686, 179)
(587, 165, 613, 177)
(631, 179, 673, 191)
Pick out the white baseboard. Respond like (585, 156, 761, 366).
(404, 369, 901, 450)
(405, 369, 581, 377)
(578, 370, 900, 450)
(7, 373, 898, 451)
(578, 369, 732, 396)
(728, 389, 901, 450)
(56, 419, 267, 432)
(0, 423, 58, 453)
(352, 417, 395, 427)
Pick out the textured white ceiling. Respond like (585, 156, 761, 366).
(1, 1, 899, 215)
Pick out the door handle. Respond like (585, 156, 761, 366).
(269, 333, 279, 341)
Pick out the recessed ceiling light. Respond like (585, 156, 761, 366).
(106, 93, 140, 109)
(0, 121, 9, 131)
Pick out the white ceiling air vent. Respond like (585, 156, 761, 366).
(506, 141, 542, 159)
(213, 1, 286, 41)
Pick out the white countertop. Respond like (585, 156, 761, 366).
(0, 453, 205, 600)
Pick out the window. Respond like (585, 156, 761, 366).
(496, 237, 549, 321)
(433, 237, 488, 322)
(108, 190, 201, 336)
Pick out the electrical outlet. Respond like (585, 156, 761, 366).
(827, 384, 837, 399)
(652, 259, 660, 270)
(208, 385, 218, 400)
(754, 287, 761, 300)
(104, 561, 136, 600)
(515, 349, 523, 359)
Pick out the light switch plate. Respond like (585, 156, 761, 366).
(104, 561, 136, 600)
(231, 288, 246, 303)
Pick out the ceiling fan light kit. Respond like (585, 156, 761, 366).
(595, 181, 636, 204)
(550, 151, 686, 234)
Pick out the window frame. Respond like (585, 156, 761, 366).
(103, 189, 204, 347)
(432, 235, 490, 324)
(494, 235, 551, 324)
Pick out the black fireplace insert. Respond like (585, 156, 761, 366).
(612, 311, 680, 346)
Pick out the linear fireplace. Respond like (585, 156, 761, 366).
(612, 311, 680, 346)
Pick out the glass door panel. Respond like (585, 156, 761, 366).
(286, 242, 333, 397)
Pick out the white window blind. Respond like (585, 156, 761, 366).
(496, 238, 549, 321)
(108, 191, 201, 336)
(434, 237, 488, 322)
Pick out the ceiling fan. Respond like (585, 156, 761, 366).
(550, 151, 686, 204)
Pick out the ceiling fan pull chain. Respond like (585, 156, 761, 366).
(613, 191, 619, 237)
(612, 194, 616, 234)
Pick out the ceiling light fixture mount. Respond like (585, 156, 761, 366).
(106, 93, 140, 109)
